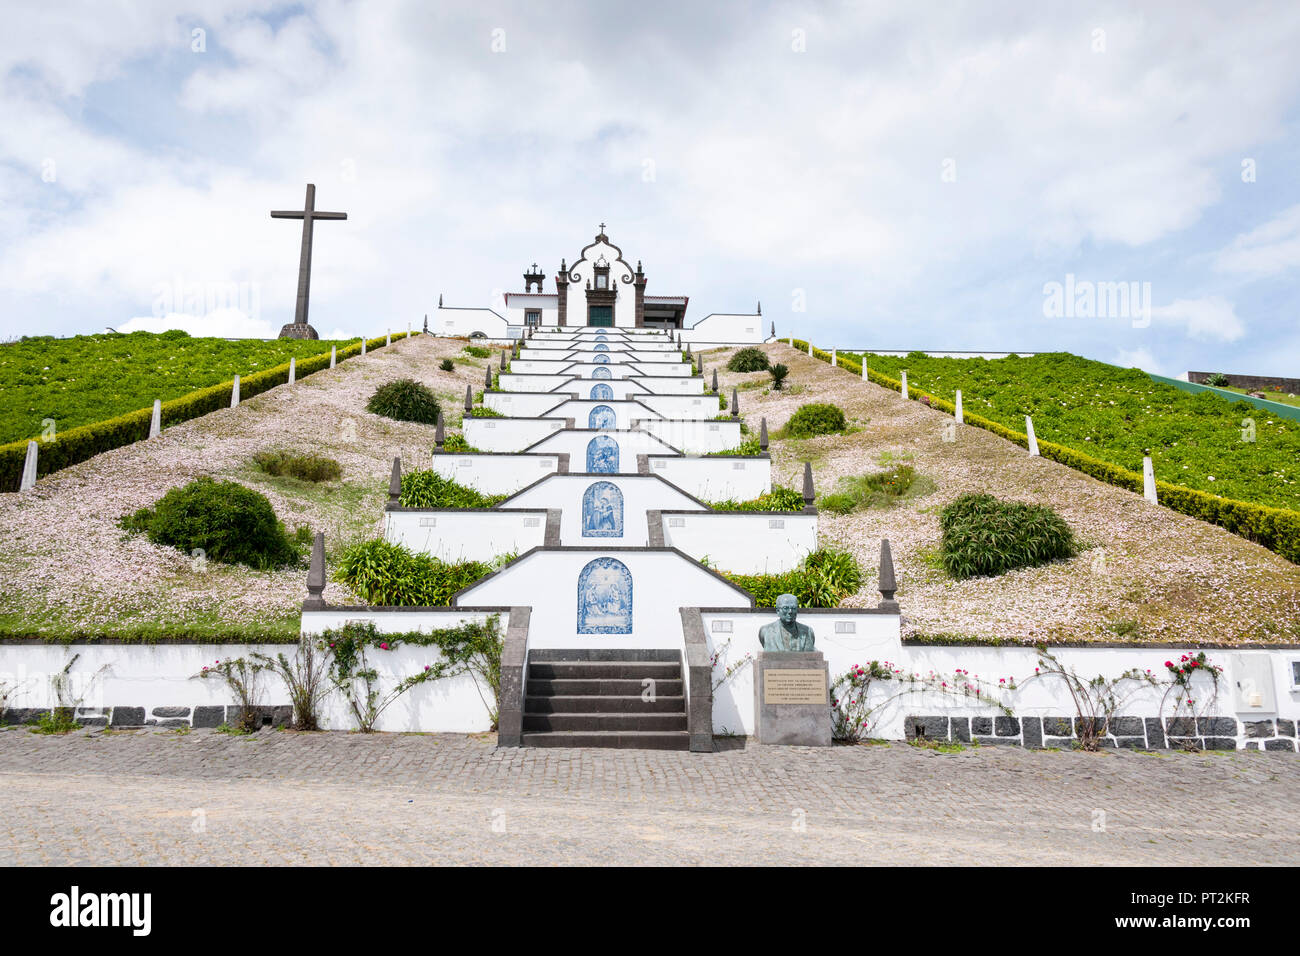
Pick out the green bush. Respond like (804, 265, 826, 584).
(818, 465, 931, 513)
(708, 484, 805, 511)
(707, 435, 763, 456)
(120, 477, 304, 569)
(727, 348, 770, 373)
(465, 406, 504, 418)
(439, 358, 455, 372)
(770, 363, 789, 390)
(440, 434, 478, 453)
(399, 468, 506, 508)
(939, 493, 1078, 579)
(722, 548, 862, 607)
(367, 379, 442, 425)
(783, 403, 847, 438)
(1203, 372, 1230, 387)
(254, 450, 342, 482)
(463, 345, 492, 359)
(334, 539, 496, 605)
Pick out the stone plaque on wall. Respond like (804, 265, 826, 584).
(763, 669, 827, 705)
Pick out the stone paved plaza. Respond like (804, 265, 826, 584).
(1, 726, 1296, 865)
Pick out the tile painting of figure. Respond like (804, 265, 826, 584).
(581, 481, 623, 537)
(589, 404, 617, 429)
(586, 435, 619, 473)
(577, 557, 633, 634)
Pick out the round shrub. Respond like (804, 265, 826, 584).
(727, 348, 770, 373)
(121, 477, 301, 569)
(439, 358, 455, 372)
(367, 378, 442, 424)
(939, 493, 1077, 579)
(784, 403, 847, 438)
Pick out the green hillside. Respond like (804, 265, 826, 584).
(853, 352, 1300, 512)
(0, 331, 342, 444)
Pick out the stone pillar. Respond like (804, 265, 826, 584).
(303, 532, 327, 610)
(361, 337, 367, 355)
(954, 389, 963, 423)
(1025, 416, 1039, 456)
(555, 262, 569, 327)
(1143, 457, 1158, 504)
(900, 370, 908, 400)
(861, 358, 868, 380)
(330, 346, 336, 368)
(149, 399, 161, 439)
(288, 356, 296, 384)
(830, 348, 837, 368)
(386, 330, 391, 346)
(231, 374, 240, 408)
(19, 441, 37, 492)
(388, 458, 402, 506)
(808, 341, 814, 356)
(634, 269, 647, 328)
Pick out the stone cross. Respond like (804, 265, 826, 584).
(271, 184, 347, 339)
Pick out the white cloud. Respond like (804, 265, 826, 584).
(1213, 203, 1300, 277)
(1113, 347, 1168, 376)
(117, 309, 275, 339)
(1150, 296, 1245, 342)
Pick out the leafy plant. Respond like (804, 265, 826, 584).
(831, 660, 1016, 742)
(194, 656, 271, 733)
(721, 548, 862, 607)
(1158, 651, 1225, 751)
(439, 358, 455, 372)
(939, 493, 1077, 579)
(399, 468, 506, 508)
(367, 378, 442, 425)
(1203, 373, 1230, 387)
(321, 618, 503, 731)
(119, 477, 304, 569)
(1023, 648, 1158, 751)
(440, 434, 479, 453)
(769, 363, 789, 390)
(727, 347, 770, 373)
(706, 435, 763, 456)
(782, 402, 847, 438)
(334, 539, 502, 606)
(252, 635, 333, 731)
(254, 449, 342, 482)
(707, 484, 805, 511)
(818, 465, 932, 514)
(462, 345, 492, 359)
(465, 406, 504, 418)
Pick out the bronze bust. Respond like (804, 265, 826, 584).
(758, 593, 816, 652)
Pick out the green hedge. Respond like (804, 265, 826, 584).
(789, 338, 1300, 563)
(1, 332, 409, 491)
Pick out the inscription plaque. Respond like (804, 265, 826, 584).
(763, 669, 827, 705)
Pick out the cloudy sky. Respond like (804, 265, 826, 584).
(2, 1, 1299, 376)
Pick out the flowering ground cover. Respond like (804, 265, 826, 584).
(0, 330, 343, 444)
(850, 351, 1300, 512)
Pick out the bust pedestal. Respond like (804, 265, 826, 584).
(279, 323, 319, 340)
(753, 651, 832, 747)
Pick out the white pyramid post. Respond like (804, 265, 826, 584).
(1143, 456, 1158, 504)
(230, 374, 240, 408)
(1025, 416, 1039, 456)
(830, 347, 837, 368)
(386, 330, 392, 346)
(861, 358, 868, 380)
(148, 399, 161, 439)
(361, 337, 367, 355)
(407, 321, 411, 336)
(329, 346, 336, 368)
(788, 335, 794, 346)
(19, 441, 37, 492)
(900, 370, 908, 400)
(288, 356, 296, 384)
(954, 389, 963, 423)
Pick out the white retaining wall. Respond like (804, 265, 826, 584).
(462, 417, 567, 452)
(483, 392, 568, 417)
(524, 429, 681, 470)
(661, 511, 816, 574)
(430, 452, 562, 494)
(645, 455, 771, 501)
(385, 509, 548, 562)
(502, 475, 705, 545)
(638, 419, 743, 454)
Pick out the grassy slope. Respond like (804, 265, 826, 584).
(0, 331, 344, 444)
(0, 336, 1296, 645)
(851, 352, 1300, 512)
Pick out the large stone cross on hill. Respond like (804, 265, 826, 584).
(272, 183, 347, 339)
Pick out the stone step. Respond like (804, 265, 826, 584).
(522, 712, 688, 732)
(519, 730, 690, 751)
(526, 694, 686, 714)
(527, 678, 683, 697)
(528, 660, 682, 680)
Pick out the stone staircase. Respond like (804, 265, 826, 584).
(521, 649, 689, 750)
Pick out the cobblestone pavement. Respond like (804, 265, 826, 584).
(1, 726, 1296, 865)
